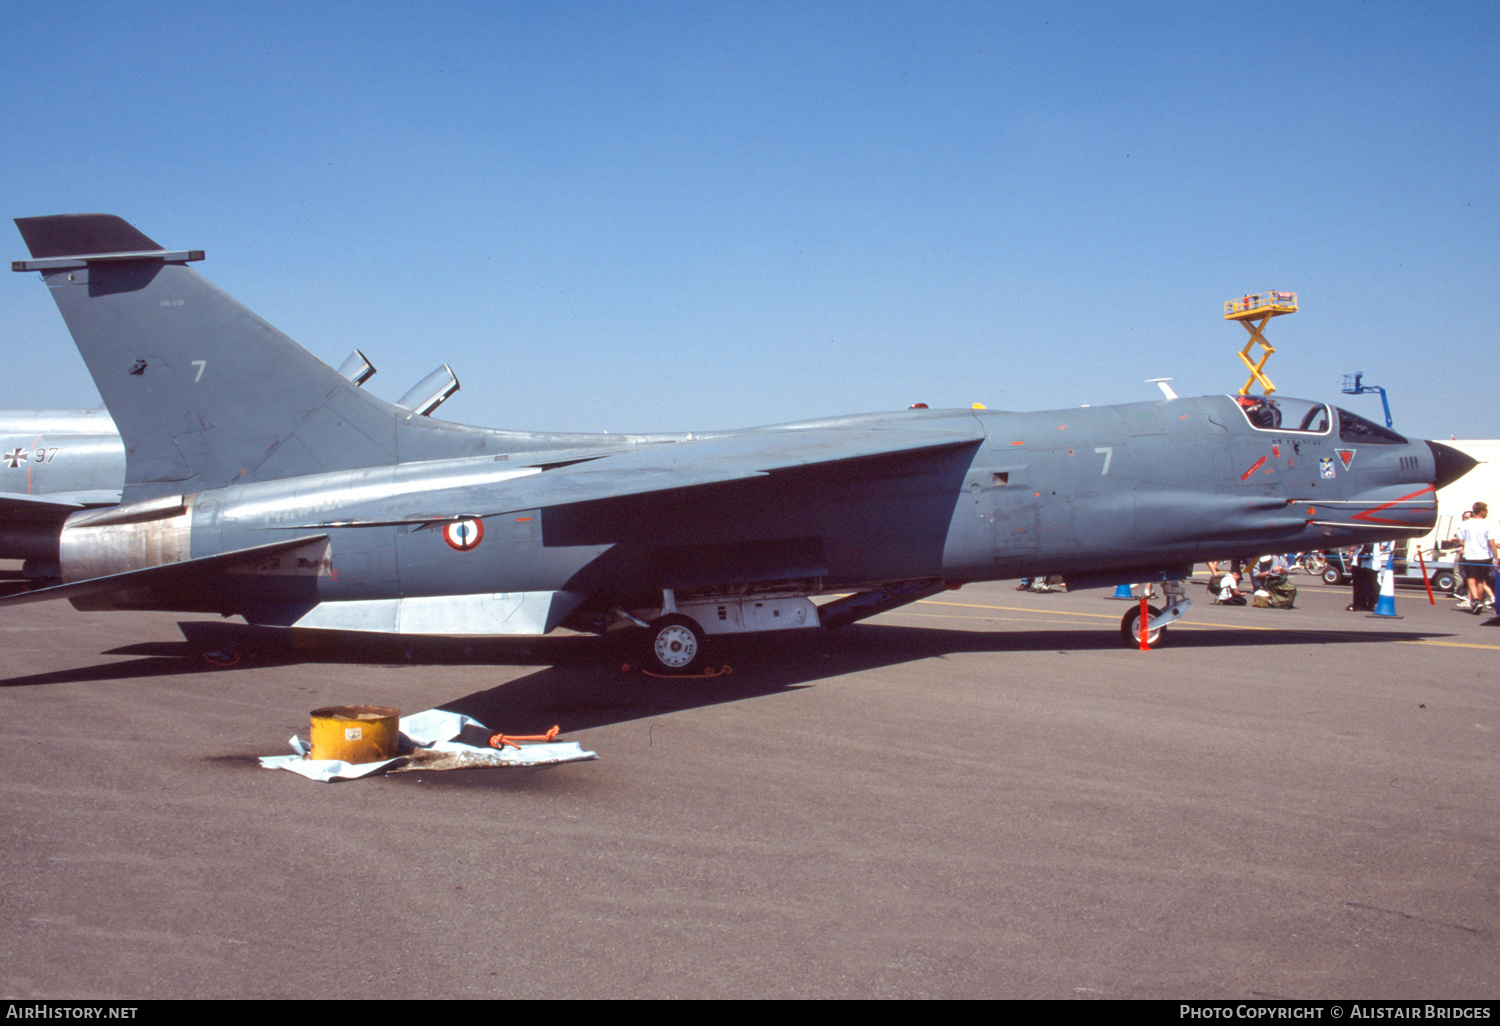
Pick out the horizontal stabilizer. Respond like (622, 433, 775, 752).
(14, 214, 162, 259)
(1, 491, 89, 517)
(0, 534, 328, 608)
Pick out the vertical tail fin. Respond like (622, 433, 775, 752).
(14, 215, 398, 502)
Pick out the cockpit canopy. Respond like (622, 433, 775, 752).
(1233, 395, 1331, 433)
(1230, 395, 1409, 444)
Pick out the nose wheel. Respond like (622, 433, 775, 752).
(641, 614, 706, 675)
(1119, 604, 1166, 648)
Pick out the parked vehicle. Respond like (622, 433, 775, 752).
(1317, 545, 1459, 594)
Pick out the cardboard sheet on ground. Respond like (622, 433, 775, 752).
(259, 708, 597, 782)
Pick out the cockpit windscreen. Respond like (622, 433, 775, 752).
(1336, 407, 1407, 444)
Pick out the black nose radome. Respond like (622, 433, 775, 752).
(1428, 441, 1478, 491)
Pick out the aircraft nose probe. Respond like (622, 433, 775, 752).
(1428, 441, 1478, 491)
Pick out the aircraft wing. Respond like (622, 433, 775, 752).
(487, 426, 985, 514)
(295, 425, 985, 527)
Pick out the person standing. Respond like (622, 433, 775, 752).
(1448, 510, 1473, 598)
(1457, 502, 1499, 613)
(1348, 544, 1378, 612)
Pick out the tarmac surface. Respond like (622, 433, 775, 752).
(1, 572, 1496, 999)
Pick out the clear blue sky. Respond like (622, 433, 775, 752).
(3, 1, 1496, 439)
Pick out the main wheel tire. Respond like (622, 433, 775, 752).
(1120, 604, 1165, 648)
(642, 614, 706, 675)
(1429, 570, 1457, 594)
(1321, 567, 1344, 586)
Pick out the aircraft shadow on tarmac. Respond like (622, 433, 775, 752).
(3, 618, 1493, 737)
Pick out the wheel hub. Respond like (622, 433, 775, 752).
(654, 625, 698, 668)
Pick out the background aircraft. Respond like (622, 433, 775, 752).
(0, 408, 121, 594)
(4, 214, 1475, 671)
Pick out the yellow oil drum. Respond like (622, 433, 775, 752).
(309, 705, 401, 763)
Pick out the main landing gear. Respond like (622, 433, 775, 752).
(616, 587, 821, 676)
(641, 614, 706, 675)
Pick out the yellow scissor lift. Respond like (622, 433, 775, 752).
(1224, 290, 1297, 395)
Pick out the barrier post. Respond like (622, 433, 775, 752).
(1415, 547, 1436, 606)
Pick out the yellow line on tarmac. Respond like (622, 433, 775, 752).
(900, 612, 1108, 628)
(893, 601, 1499, 646)
(1396, 639, 1500, 652)
(919, 600, 1119, 621)
(914, 599, 1278, 631)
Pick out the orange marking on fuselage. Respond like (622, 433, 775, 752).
(1350, 485, 1437, 525)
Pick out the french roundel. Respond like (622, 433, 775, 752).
(442, 518, 485, 551)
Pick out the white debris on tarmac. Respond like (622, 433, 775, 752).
(258, 708, 598, 782)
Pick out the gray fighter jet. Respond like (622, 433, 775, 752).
(0, 409, 123, 591)
(5, 214, 1476, 670)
